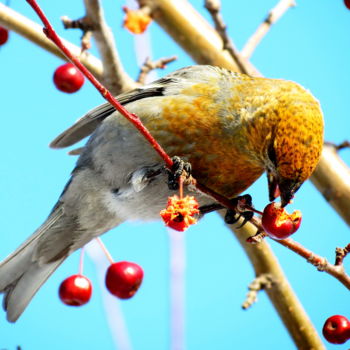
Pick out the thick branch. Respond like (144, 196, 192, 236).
(204, 0, 252, 76)
(82, 0, 137, 94)
(138, 0, 260, 76)
(311, 143, 350, 227)
(220, 213, 325, 350)
(0, 3, 103, 79)
(241, 0, 296, 59)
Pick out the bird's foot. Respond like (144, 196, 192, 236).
(198, 194, 256, 228)
(224, 194, 255, 228)
(166, 156, 193, 190)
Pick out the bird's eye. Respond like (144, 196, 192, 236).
(268, 143, 277, 166)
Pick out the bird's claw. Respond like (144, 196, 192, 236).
(166, 156, 192, 190)
(224, 194, 254, 227)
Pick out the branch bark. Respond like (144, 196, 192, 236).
(139, 0, 260, 76)
(311, 143, 350, 227)
(0, 3, 104, 80)
(241, 0, 296, 59)
(82, 0, 137, 94)
(221, 212, 325, 350)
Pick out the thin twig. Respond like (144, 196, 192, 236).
(242, 273, 274, 309)
(137, 56, 177, 84)
(61, 15, 93, 51)
(278, 238, 350, 288)
(82, 0, 137, 94)
(325, 140, 350, 151)
(247, 216, 350, 290)
(241, 0, 296, 59)
(204, 0, 252, 76)
(335, 243, 350, 266)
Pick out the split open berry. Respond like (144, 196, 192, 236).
(59, 274, 92, 306)
(0, 26, 9, 46)
(105, 261, 144, 299)
(322, 315, 350, 344)
(261, 202, 302, 240)
(160, 195, 199, 232)
(53, 63, 85, 93)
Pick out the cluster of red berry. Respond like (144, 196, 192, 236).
(59, 261, 143, 306)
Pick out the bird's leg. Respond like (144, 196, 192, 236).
(166, 156, 192, 190)
(198, 203, 225, 216)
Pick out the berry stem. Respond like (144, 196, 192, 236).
(79, 247, 85, 275)
(96, 237, 114, 264)
(178, 176, 184, 199)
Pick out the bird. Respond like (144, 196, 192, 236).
(0, 65, 324, 322)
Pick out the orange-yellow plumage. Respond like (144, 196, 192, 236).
(129, 67, 324, 202)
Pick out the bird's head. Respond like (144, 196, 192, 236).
(264, 92, 324, 207)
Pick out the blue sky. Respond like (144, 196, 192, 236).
(0, 1, 349, 349)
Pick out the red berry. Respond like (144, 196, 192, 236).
(53, 63, 84, 93)
(344, 0, 350, 10)
(105, 261, 144, 299)
(261, 202, 302, 240)
(322, 315, 350, 344)
(59, 274, 92, 306)
(0, 26, 9, 46)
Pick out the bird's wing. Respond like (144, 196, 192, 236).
(49, 78, 173, 149)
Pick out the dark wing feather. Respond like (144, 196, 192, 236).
(49, 80, 172, 149)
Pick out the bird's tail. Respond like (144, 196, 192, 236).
(0, 206, 66, 322)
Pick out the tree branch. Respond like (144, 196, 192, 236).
(0, 3, 104, 80)
(241, 0, 296, 59)
(220, 212, 325, 349)
(204, 0, 252, 76)
(311, 143, 350, 227)
(137, 55, 177, 84)
(138, 0, 260, 77)
(82, 0, 137, 94)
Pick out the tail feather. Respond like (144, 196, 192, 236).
(4, 259, 64, 322)
(0, 206, 66, 322)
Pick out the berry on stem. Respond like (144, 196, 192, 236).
(105, 261, 144, 299)
(261, 202, 302, 240)
(59, 274, 92, 306)
(322, 315, 350, 344)
(53, 63, 85, 93)
(0, 26, 9, 46)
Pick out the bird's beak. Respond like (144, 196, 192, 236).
(267, 173, 301, 207)
(267, 173, 280, 202)
(278, 179, 302, 207)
